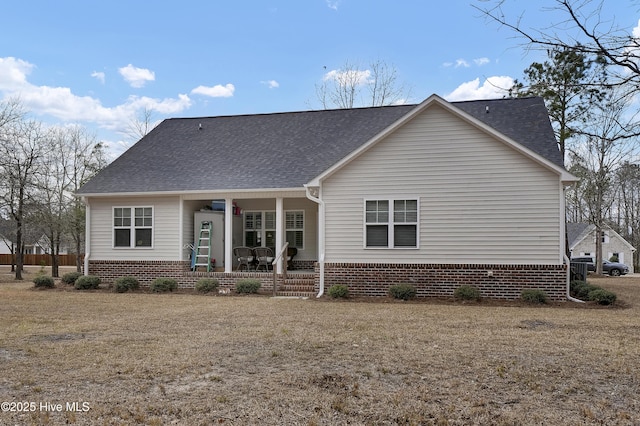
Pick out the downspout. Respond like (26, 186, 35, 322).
(304, 185, 325, 298)
(83, 198, 90, 276)
(564, 254, 584, 303)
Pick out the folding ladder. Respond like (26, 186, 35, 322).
(192, 221, 212, 271)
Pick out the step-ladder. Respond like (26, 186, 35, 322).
(192, 221, 212, 271)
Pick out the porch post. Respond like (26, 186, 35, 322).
(275, 197, 284, 274)
(224, 198, 233, 273)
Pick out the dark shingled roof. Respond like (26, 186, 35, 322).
(77, 96, 563, 195)
(566, 223, 591, 247)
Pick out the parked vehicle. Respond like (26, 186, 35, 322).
(570, 256, 630, 276)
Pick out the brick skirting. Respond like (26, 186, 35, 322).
(87, 260, 277, 291)
(88, 260, 568, 300)
(322, 262, 568, 301)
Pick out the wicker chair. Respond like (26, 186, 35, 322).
(233, 246, 254, 270)
(287, 247, 298, 270)
(253, 247, 274, 271)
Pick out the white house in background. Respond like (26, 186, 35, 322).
(76, 95, 578, 300)
(568, 223, 636, 273)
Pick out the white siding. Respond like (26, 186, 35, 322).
(88, 196, 181, 261)
(322, 104, 563, 265)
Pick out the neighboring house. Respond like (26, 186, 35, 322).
(568, 223, 636, 273)
(0, 237, 11, 255)
(0, 234, 70, 256)
(76, 95, 577, 300)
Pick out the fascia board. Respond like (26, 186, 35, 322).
(75, 187, 307, 199)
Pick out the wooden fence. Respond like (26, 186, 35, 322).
(0, 254, 83, 266)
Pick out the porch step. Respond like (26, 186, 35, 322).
(275, 276, 316, 298)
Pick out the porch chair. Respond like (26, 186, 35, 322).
(253, 247, 274, 271)
(233, 246, 254, 271)
(287, 247, 298, 270)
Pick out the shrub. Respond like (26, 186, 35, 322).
(389, 284, 416, 301)
(114, 276, 140, 293)
(521, 289, 548, 304)
(328, 284, 349, 299)
(195, 278, 219, 293)
(33, 275, 55, 288)
(454, 285, 481, 301)
(74, 275, 101, 290)
(61, 271, 82, 285)
(235, 278, 261, 294)
(571, 281, 599, 299)
(150, 277, 178, 293)
(588, 289, 617, 305)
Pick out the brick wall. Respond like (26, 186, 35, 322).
(89, 260, 568, 300)
(88, 260, 275, 291)
(322, 263, 567, 301)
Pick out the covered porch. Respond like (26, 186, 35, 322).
(180, 191, 319, 276)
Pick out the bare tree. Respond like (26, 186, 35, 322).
(32, 125, 107, 276)
(125, 107, 158, 142)
(570, 88, 640, 274)
(65, 127, 107, 272)
(475, 0, 640, 93)
(611, 162, 640, 269)
(315, 59, 411, 109)
(0, 116, 48, 280)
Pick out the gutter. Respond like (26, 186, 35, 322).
(564, 254, 584, 303)
(304, 185, 325, 298)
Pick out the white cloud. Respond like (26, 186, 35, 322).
(0, 57, 33, 90)
(326, 0, 340, 10)
(443, 58, 491, 68)
(0, 56, 191, 137)
(444, 76, 514, 102)
(191, 83, 235, 98)
(261, 80, 279, 89)
(323, 68, 372, 86)
(91, 71, 105, 84)
(118, 64, 155, 88)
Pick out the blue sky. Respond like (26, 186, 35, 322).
(1, 1, 637, 158)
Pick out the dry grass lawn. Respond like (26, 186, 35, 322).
(1, 266, 639, 425)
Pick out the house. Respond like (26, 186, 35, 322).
(76, 95, 578, 300)
(568, 222, 636, 273)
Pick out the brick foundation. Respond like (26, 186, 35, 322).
(322, 263, 567, 301)
(88, 260, 276, 291)
(88, 260, 568, 301)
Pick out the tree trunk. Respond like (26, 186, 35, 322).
(595, 225, 603, 275)
(75, 236, 83, 273)
(15, 221, 23, 280)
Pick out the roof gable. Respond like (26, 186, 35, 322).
(309, 95, 573, 186)
(77, 95, 570, 195)
(568, 222, 636, 251)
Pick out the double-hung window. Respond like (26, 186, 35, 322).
(244, 210, 304, 249)
(365, 199, 418, 248)
(113, 207, 153, 248)
(244, 211, 276, 248)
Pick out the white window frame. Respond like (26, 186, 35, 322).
(244, 210, 304, 249)
(364, 198, 419, 249)
(285, 210, 305, 250)
(113, 206, 154, 249)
